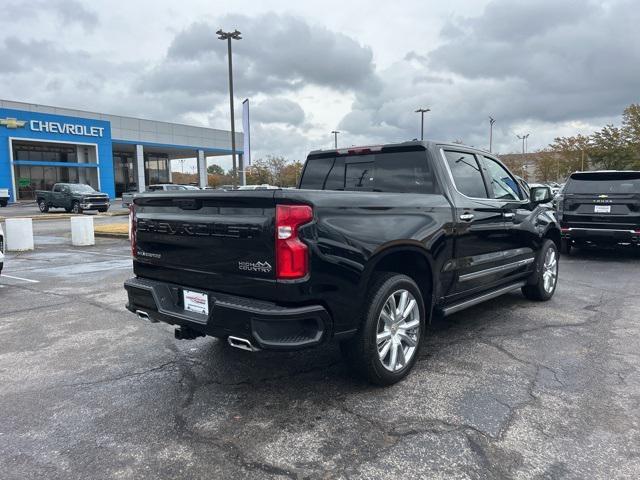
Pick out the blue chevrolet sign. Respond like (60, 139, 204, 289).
(0, 107, 115, 202)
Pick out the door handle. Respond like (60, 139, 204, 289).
(503, 212, 515, 219)
(459, 213, 474, 221)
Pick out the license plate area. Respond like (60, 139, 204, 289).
(594, 205, 611, 213)
(183, 289, 209, 316)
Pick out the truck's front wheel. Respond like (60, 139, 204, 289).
(341, 273, 425, 386)
(71, 201, 82, 214)
(38, 199, 49, 213)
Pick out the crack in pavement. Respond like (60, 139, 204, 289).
(60, 360, 178, 389)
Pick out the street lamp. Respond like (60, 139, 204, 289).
(516, 133, 530, 154)
(415, 108, 430, 141)
(217, 29, 242, 185)
(331, 130, 340, 149)
(489, 116, 496, 152)
(517, 133, 530, 181)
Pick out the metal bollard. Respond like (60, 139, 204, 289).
(5, 218, 34, 251)
(70, 216, 95, 246)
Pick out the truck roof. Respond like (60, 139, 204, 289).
(307, 140, 492, 156)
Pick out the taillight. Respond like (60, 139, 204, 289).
(275, 204, 313, 279)
(129, 204, 137, 258)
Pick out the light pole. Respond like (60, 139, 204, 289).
(415, 108, 430, 141)
(517, 133, 530, 181)
(217, 29, 242, 186)
(489, 116, 496, 152)
(331, 130, 340, 149)
(516, 133, 530, 154)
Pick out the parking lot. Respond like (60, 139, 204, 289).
(1, 220, 639, 479)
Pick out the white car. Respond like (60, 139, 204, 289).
(0, 188, 8, 207)
(0, 223, 4, 277)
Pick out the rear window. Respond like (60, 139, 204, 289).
(566, 173, 640, 194)
(299, 149, 437, 194)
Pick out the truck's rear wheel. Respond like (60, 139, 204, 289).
(340, 273, 425, 386)
(38, 199, 49, 213)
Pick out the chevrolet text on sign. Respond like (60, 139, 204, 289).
(30, 120, 105, 137)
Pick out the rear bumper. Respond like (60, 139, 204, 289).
(561, 226, 640, 245)
(124, 277, 330, 350)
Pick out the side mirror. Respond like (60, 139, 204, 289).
(530, 186, 552, 204)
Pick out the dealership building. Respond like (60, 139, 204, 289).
(0, 99, 243, 202)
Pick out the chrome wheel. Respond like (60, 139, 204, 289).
(542, 248, 558, 293)
(376, 289, 420, 372)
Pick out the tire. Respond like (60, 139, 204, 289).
(71, 201, 82, 214)
(340, 273, 426, 386)
(38, 199, 49, 213)
(522, 239, 559, 301)
(560, 239, 572, 255)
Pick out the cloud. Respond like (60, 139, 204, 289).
(428, 0, 640, 121)
(338, 0, 640, 153)
(139, 13, 377, 98)
(251, 98, 305, 126)
(2, 0, 98, 31)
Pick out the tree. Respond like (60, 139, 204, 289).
(279, 161, 304, 187)
(534, 150, 561, 183)
(547, 134, 591, 180)
(622, 104, 640, 168)
(207, 164, 225, 175)
(589, 125, 634, 170)
(246, 162, 271, 185)
(246, 156, 302, 187)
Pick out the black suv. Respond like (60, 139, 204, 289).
(558, 171, 640, 254)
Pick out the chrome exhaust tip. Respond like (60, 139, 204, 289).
(135, 310, 157, 323)
(227, 336, 260, 352)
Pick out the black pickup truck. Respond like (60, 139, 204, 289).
(125, 141, 560, 385)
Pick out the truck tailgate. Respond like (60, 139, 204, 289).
(133, 191, 277, 292)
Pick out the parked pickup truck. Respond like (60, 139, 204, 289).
(36, 183, 110, 214)
(557, 170, 640, 254)
(0, 188, 8, 207)
(124, 141, 560, 385)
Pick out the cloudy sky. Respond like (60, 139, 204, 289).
(1, 0, 638, 170)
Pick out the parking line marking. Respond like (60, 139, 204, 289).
(64, 249, 131, 258)
(2, 274, 40, 283)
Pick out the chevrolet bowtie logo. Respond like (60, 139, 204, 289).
(0, 117, 27, 129)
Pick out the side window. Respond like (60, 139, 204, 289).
(373, 151, 437, 194)
(53, 185, 61, 192)
(443, 151, 488, 198)
(483, 157, 521, 200)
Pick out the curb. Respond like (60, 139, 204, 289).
(0, 210, 128, 222)
(95, 232, 129, 239)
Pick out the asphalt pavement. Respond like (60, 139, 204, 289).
(1, 222, 639, 479)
